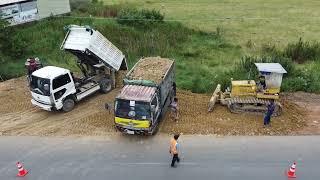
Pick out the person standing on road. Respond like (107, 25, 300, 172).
(264, 100, 275, 127)
(169, 134, 180, 167)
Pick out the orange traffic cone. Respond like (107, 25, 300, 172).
(16, 162, 28, 177)
(286, 162, 296, 178)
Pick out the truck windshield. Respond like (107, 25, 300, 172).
(30, 75, 50, 96)
(115, 99, 151, 120)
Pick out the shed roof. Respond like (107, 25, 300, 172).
(254, 63, 287, 74)
(0, 0, 28, 6)
(116, 85, 156, 102)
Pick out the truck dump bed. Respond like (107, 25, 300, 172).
(126, 57, 174, 84)
(124, 57, 175, 108)
(60, 25, 127, 71)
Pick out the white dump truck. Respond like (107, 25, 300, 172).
(30, 25, 127, 112)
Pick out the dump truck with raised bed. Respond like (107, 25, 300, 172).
(29, 25, 127, 112)
(114, 57, 175, 135)
(208, 63, 287, 116)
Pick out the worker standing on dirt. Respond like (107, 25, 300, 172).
(172, 82, 177, 97)
(264, 100, 275, 127)
(170, 97, 179, 121)
(169, 134, 180, 167)
(25, 57, 42, 81)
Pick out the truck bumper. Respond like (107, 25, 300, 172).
(115, 125, 151, 135)
(31, 99, 53, 111)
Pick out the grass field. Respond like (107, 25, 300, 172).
(1, 0, 320, 93)
(104, 0, 320, 49)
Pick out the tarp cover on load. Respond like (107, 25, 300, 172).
(123, 79, 157, 87)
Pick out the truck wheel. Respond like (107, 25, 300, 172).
(149, 124, 160, 135)
(62, 98, 75, 112)
(99, 78, 112, 93)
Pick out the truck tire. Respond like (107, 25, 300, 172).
(99, 78, 112, 94)
(149, 123, 160, 135)
(62, 98, 75, 112)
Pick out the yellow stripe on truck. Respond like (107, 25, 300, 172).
(115, 117, 150, 128)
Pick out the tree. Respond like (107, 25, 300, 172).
(0, 13, 8, 29)
(0, 14, 9, 65)
(0, 14, 26, 58)
(0, 14, 8, 50)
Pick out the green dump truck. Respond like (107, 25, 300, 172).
(114, 57, 175, 135)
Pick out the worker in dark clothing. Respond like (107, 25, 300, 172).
(28, 59, 37, 75)
(169, 134, 180, 167)
(25, 57, 42, 83)
(25, 57, 42, 76)
(172, 82, 177, 97)
(264, 100, 275, 127)
(257, 75, 266, 92)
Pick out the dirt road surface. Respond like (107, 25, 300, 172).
(285, 92, 320, 135)
(0, 77, 314, 136)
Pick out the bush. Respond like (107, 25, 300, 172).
(282, 77, 308, 92)
(300, 65, 320, 93)
(71, 0, 121, 17)
(284, 38, 320, 63)
(70, 0, 90, 12)
(261, 43, 280, 56)
(117, 8, 164, 26)
(0, 16, 8, 29)
(89, 4, 121, 18)
(237, 55, 294, 76)
(0, 26, 28, 59)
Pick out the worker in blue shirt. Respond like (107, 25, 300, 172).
(264, 100, 275, 127)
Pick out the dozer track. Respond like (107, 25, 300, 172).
(226, 97, 282, 117)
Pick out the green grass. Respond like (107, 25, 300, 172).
(104, 0, 320, 49)
(0, 17, 89, 79)
(1, 1, 320, 93)
(0, 12, 242, 93)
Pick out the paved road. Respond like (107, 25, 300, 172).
(0, 135, 318, 180)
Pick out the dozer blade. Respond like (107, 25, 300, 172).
(208, 84, 221, 112)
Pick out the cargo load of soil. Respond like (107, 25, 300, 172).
(127, 57, 174, 84)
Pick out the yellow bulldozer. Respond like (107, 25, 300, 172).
(208, 63, 287, 116)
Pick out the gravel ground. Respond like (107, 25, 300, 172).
(0, 77, 308, 136)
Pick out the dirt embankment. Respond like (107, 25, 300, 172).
(284, 92, 320, 135)
(0, 77, 312, 136)
(160, 91, 306, 136)
(0, 77, 117, 136)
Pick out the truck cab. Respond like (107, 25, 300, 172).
(114, 85, 161, 135)
(30, 66, 76, 111)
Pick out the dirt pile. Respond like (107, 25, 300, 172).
(0, 77, 308, 136)
(284, 92, 320, 135)
(127, 57, 173, 84)
(115, 70, 127, 88)
(159, 90, 306, 136)
(0, 77, 117, 136)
